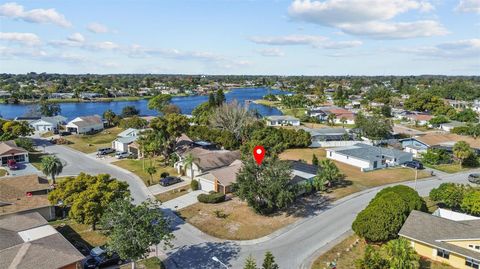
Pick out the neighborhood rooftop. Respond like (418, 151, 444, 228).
(399, 210, 480, 260)
(330, 143, 411, 161)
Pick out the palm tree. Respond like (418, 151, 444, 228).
(384, 238, 419, 269)
(340, 116, 347, 128)
(326, 113, 337, 126)
(146, 166, 157, 186)
(183, 153, 196, 179)
(41, 155, 63, 185)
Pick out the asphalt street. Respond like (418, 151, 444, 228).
(33, 138, 477, 269)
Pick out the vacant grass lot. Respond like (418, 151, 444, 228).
(66, 127, 123, 153)
(280, 148, 430, 200)
(112, 157, 178, 186)
(178, 197, 301, 240)
(155, 185, 190, 203)
(428, 163, 469, 174)
(50, 219, 107, 250)
(311, 234, 454, 269)
(120, 257, 165, 269)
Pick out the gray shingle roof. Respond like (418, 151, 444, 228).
(399, 210, 480, 259)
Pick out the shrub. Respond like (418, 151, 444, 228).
(352, 192, 409, 242)
(197, 192, 225, 204)
(375, 185, 427, 212)
(190, 179, 199, 191)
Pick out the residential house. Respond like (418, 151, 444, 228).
(266, 115, 300, 126)
(175, 146, 240, 179)
(195, 160, 243, 193)
(326, 143, 413, 171)
(307, 106, 356, 125)
(399, 210, 480, 269)
(14, 116, 41, 124)
(300, 127, 355, 147)
(401, 133, 480, 158)
(0, 140, 29, 166)
(0, 212, 84, 269)
(473, 100, 480, 114)
(29, 115, 67, 132)
(289, 161, 318, 194)
(66, 115, 104, 134)
(432, 208, 480, 221)
(439, 121, 466, 132)
(405, 113, 433, 126)
(112, 128, 141, 152)
(0, 175, 54, 220)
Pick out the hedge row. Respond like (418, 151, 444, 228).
(197, 192, 225, 204)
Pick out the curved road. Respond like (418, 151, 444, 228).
(35, 138, 475, 269)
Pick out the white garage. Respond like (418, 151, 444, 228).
(196, 176, 216, 192)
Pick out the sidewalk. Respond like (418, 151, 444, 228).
(160, 190, 205, 210)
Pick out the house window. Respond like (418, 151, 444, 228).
(469, 245, 480, 251)
(437, 249, 450, 259)
(466, 257, 480, 269)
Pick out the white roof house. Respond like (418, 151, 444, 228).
(66, 115, 104, 134)
(326, 143, 413, 171)
(29, 116, 67, 132)
(266, 115, 300, 126)
(432, 208, 480, 221)
(112, 128, 142, 152)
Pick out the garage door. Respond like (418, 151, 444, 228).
(198, 178, 215, 192)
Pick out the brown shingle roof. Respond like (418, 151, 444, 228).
(0, 175, 51, 215)
(416, 133, 480, 149)
(399, 210, 480, 259)
(0, 212, 84, 269)
(183, 147, 241, 171)
(0, 140, 27, 156)
(204, 160, 243, 186)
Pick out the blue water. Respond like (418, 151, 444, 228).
(0, 87, 289, 120)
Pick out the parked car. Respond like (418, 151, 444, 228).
(115, 151, 132, 159)
(82, 246, 123, 269)
(404, 160, 423, 169)
(7, 159, 17, 170)
(53, 129, 59, 135)
(159, 176, 181, 186)
(468, 173, 480, 184)
(59, 131, 71, 136)
(97, 147, 115, 155)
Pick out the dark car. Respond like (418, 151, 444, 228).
(159, 176, 181, 186)
(53, 129, 59, 135)
(82, 246, 123, 269)
(59, 131, 71, 136)
(404, 160, 423, 169)
(468, 173, 480, 184)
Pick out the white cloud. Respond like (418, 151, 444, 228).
(0, 32, 41, 46)
(288, 0, 446, 39)
(257, 48, 285, 57)
(87, 22, 109, 33)
(0, 2, 71, 27)
(399, 39, 480, 58)
(92, 41, 119, 50)
(455, 0, 480, 14)
(67, 33, 85, 43)
(249, 34, 362, 49)
(339, 20, 448, 39)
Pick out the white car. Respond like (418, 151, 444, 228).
(115, 152, 132, 159)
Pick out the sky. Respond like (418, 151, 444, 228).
(0, 0, 479, 75)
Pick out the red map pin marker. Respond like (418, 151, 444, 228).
(253, 145, 265, 165)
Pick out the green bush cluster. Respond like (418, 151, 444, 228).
(197, 192, 225, 204)
(352, 185, 426, 242)
(190, 180, 199, 191)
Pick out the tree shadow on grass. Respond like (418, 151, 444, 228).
(55, 224, 92, 256)
(284, 192, 333, 218)
(165, 242, 240, 269)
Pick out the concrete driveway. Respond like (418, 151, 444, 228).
(5, 163, 41, 177)
(160, 190, 205, 210)
(148, 176, 191, 195)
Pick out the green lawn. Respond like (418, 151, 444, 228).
(0, 169, 7, 177)
(50, 219, 108, 249)
(65, 127, 123, 153)
(40, 131, 54, 138)
(428, 163, 469, 174)
(155, 185, 190, 203)
(29, 151, 49, 170)
(120, 257, 165, 269)
(112, 157, 178, 186)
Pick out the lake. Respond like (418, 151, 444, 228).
(0, 87, 289, 120)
